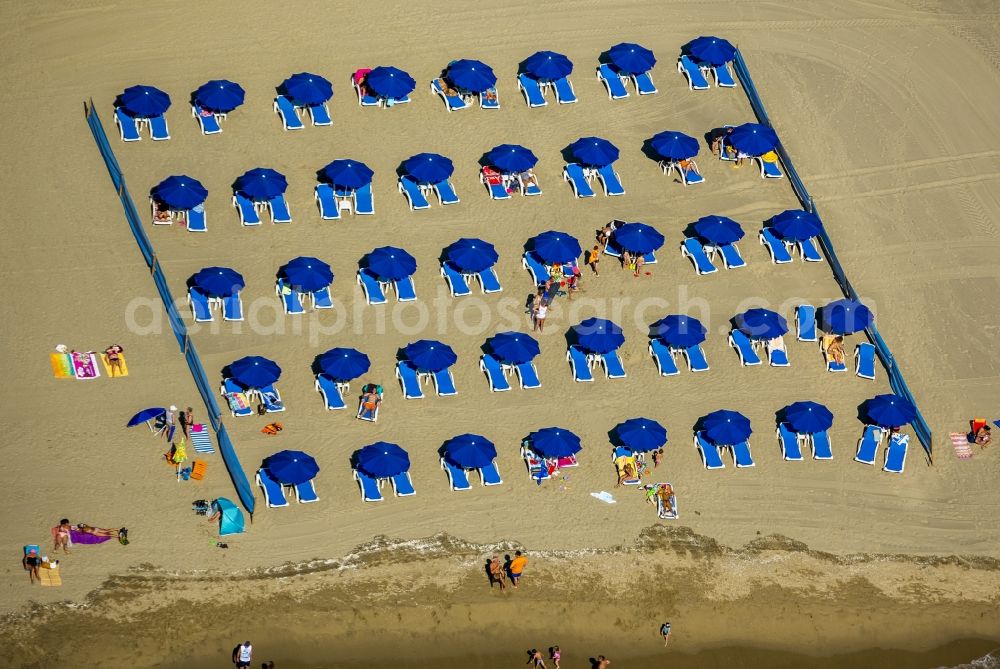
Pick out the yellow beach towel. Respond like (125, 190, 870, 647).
(100, 353, 129, 377)
(50, 353, 74, 379)
(39, 565, 62, 587)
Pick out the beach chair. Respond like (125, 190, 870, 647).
(395, 275, 417, 302)
(433, 179, 460, 205)
(596, 64, 629, 100)
(480, 460, 503, 486)
(855, 342, 876, 380)
(276, 279, 305, 315)
(553, 76, 577, 104)
(713, 63, 737, 88)
(759, 228, 793, 264)
(515, 361, 541, 389)
(441, 263, 472, 297)
(312, 286, 334, 309)
(563, 163, 596, 198)
(632, 70, 657, 95)
(822, 335, 847, 372)
(519, 173, 542, 196)
(357, 269, 388, 305)
(757, 155, 783, 179)
(398, 176, 431, 210)
(777, 423, 804, 461)
(683, 344, 710, 372)
(649, 339, 680, 376)
(188, 288, 214, 322)
(256, 469, 290, 508)
(431, 79, 469, 111)
(728, 330, 762, 366)
(396, 361, 425, 399)
(354, 182, 374, 215)
(522, 251, 550, 285)
(677, 56, 710, 90)
(717, 243, 746, 269)
(391, 472, 416, 497)
(482, 170, 511, 200)
(442, 458, 472, 491)
(477, 267, 503, 294)
(812, 430, 833, 460)
(480, 354, 511, 392)
(149, 114, 170, 140)
(222, 294, 243, 321)
(295, 479, 319, 503)
(567, 346, 594, 382)
(521, 445, 552, 481)
(115, 107, 142, 142)
(517, 73, 547, 107)
(695, 432, 725, 469)
(854, 425, 882, 465)
(796, 305, 817, 342)
(357, 390, 381, 422)
(221, 378, 254, 417)
(681, 237, 717, 275)
(192, 105, 222, 135)
(799, 238, 823, 262)
(354, 469, 384, 502)
(308, 103, 332, 126)
(883, 433, 909, 473)
(187, 205, 207, 232)
(259, 385, 285, 412)
(274, 95, 304, 130)
(315, 184, 341, 220)
(662, 160, 705, 186)
(596, 164, 625, 196)
(233, 193, 261, 226)
(353, 79, 380, 107)
(433, 367, 458, 396)
(268, 195, 292, 223)
(315, 374, 347, 410)
(731, 441, 755, 468)
(767, 337, 790, 367)
(599, 350, 627, 379)
(480, 86, 500, 109)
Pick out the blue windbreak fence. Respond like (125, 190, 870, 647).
(83, 101, 258, 510)
(732, 52, 933, 460)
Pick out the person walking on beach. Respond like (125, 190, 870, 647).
(22, 548, 41, 584)
(489, 554, 506, 590)
(533, 301, 548, 333)
(527, 648, 547, 668)
(660, 621, 671, 646)
(509, 550, 528, 588)
(232, 640, 253, 668)
(550, 646, 562, 668)
(586, 245, 601, 276)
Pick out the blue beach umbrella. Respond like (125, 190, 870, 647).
(404, 340, 457, 373)
(771, 209, 823, 241)
(572, 318, 625, 354)
(235, 168, 287, 201)
(524, 51, 574, 80)
(228, 356, 281, 389)
(444, 238, 499, 273)
(729, 123, 779, 156)
(569, 136, 620, 167)
(529, 427, 582, 458)
(735, 308, 788, 340)
(191, 266, 245, 298)
(783, 401, 834, 435)
(365, 66, 416, 99)
(532, 231, 582, 264)
(356, 442, 410, 478)
(446, 59, 497, 92)
(693, 215, 744, 245)
(819, 299, 874, 335)
(487, 332, 540, 365)
(863, 394, 916, 428)
(281, 256, 333, 293)
(118, 85, 171, 117)
(126, 407, 165, 427)
(608, 42, 657, 74)
(316, 347, 370, 381)
(703, 409, 752, 445)
(650, 131, 700, 161)
(214, 497, 245, 536)
(443, 434, 498, 469)
(280, 72, 333, 106)
(320, 159, 374, 190)
(404, 153, 454, 184)
(151, 175, 208, 210)
(655, 315, 707, 348)
(687, 36, 737, 66)
(612, 223, 665, 254)
(193, 80, 245, 113)
(266, 450, 319, 485)
(366, 246, 417, 281)
(486, 144, 538, 174)
(614, 418, 668, 452)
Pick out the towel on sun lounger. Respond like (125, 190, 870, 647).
(590, 491, 616, 504)
(100, 353, 129, 377)
(69, 529, 112, 544)
(72, 352, 100, 379)
(950, 432, 973, 459)
(50, 353, 74, 378)
(225, 393, 250, 413)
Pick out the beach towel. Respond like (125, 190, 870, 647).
(50, 353, 74, 379)
(69, 529, 111, 544)
(38, 565, 62, 586)
(261, 422, 283, 436)
(590, 491, 617, 504)
(189, 424, 215, 454)
(99, 352, 129, 377)
(225, 392, 249, 413)
(71, 352, 100, 380)
(950, 432, 973, 459)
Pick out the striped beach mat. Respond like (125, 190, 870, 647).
(950, 432, 973, 459)
(190, 424, 215, 454)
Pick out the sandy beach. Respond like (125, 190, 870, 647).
(3, 0, 1000, 666)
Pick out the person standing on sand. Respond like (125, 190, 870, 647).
(550, 645, 561, 668)
(489, 555, 506, 590)
(595, 655, 611, 668)
(660, 621, 671, 646)
(527, 648, 546, 668)
(233, 640, 252, 668)
(509, 550, 528, 588)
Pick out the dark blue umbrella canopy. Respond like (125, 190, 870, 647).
(771, 209, 823, 241)
(444, 238, 499, 273)
(863, 394, 916, 428)
(486, 144, 538, 173)
(687, 36, 737, 66)
(572, 318, 625, 354)
(655, 315, 707, 348)
(532, 231, 582, 264)
(404, 340, 457, 373)
(317, 347, 370, 381)
(819, 299, 874, 335)
(228, 356, 281, 389)
(693, 215, 744, 244)
(650, 131, 700, 161)
(528, 427, 582, 458)
(569, 136, 620, 167)
(703, 409, 752, 445)
(524, 50, 573, 80)
(443, 434, 498, 469)
(608, 42, 656, 74)
(612, 223, 665, 254)
(366, 246, 417, 281)
(783, 401, 834, 434)
(193, 80, 245, 113)
(487, 331, 541, 364)
(191, 266, 245, 298)
(118, 85, 171, 117)
(281, 256, 333, 293)
(151, 175, 208, 210)
(126, 407, 165, 427)
(356, 442, 410, 478)
(446, 59, 497, 92)
(235, 168, 288, 200)
(729, 123, 779, 156)
(281, 72, 333, 106)
(320, 159, 374, 189)
(266, 450, 319, 485)
(735, 308, 789, 340)
(614, 417, 667, 452)
(365, 66, 416, 98)
(404, 153, 454, 184)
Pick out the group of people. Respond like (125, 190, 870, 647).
(529, 265, 580, 332)
(160, 405, 196, 441)
(710, 126, 777, 169)
(435, 76, 497, 105)
(488, 550, 529, 590)
(645, 483, 677, 519)
(482, 164, 539, 195)
(22, 519, 126, 584)
(595, 221, 648, 277)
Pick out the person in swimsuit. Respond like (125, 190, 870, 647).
(550, 646, 561, 668)
(489, 555, 506, 590)
(975, 424, 992, 448)
(76, 524, 118, 538)
(595, 655, 611, 668)
(527, 649, 546, 668)
(826, 336, 846, 366)
(359, 388, 381, 420)
(54, 519, 72, 554)
(652, 448, 663, 468)
(104, 344, 124, 376)
(23, 549, 41, 583)
(509, 551, 528, 588)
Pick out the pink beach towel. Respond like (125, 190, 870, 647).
(950, 432, 973, 459)
(72, 352, 100, 380)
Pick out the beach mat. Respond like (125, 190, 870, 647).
(50, 353, 74, 379)
(38, 566, 62, 587)
(190, 424, 215, 454)
(950, 432, 973, 459)
(99, 353, 129, 377)
(72, 352, 100, 380)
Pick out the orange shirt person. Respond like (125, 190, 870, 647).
(508, 551, 528, 588)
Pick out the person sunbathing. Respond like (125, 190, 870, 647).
(481, 87, 498, 104)
(826, 335, 846, 365)
(975, 425, 992, 448)
(615, 459, 637, 487)
(53, 519, 72, 553)
(75, 524, 118, 538)
(518, 170, 538, 189)
(437, 78, 459, 96)
(105, 344, 124, 376)
(657, 484, 675, 515)
(154, 208, 172, 222)
(359, 389, 381, 420)
(678, 158, 701, 177)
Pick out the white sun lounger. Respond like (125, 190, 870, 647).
(729, 329, 763, 366)
(678, 56, 710, 90)
(515, 361, 541, 389)
(192, 105, 222, 135)
(431, 79, 469, 112)
(564, 163, 596, 198)
(315, 183, 341, 220)
(695, 432, 725, 469)
(649, 339, 680, 376)
(357, 269, 388, 305)
(553, 76, 577, 104)
(396, 361, 425, 399)
(315, 374, 347, 410)
(480, 354, 511, 392)
(256, 468, 290, 508)
(632, 71, 657, 95)
(855, 342, 876, 380)
(442, 458, 472, 491)
(274, 95, 304, 130)
(777, 423, 804, 461)
(354, 469, 383, 502)
(597, 64, 629, 100)
(399, 176, 431, 210)
(567, 346, 595, 382)
(115, 107, 141, 142)
(759, 228, 793, 264)
(796, 305, 817, 341)
(517, 73, 547, 107)
(233, 193, 261, 226)
(442, 263, 472, 297)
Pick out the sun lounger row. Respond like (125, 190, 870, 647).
(441, 457, 503, 491)
(256, 467, 318, 507)
(353, 469, 415, 502)
(220, 378, 284, 417)
(596, 64, 657, 99)
(315, 182, 374, 218)
(188, 288, 243, 322)
(677, 56, 736, 91)
(395, 361, 456, 400)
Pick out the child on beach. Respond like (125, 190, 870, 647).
(527, 649, 546, 668)
(550, 646, 561, 668)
